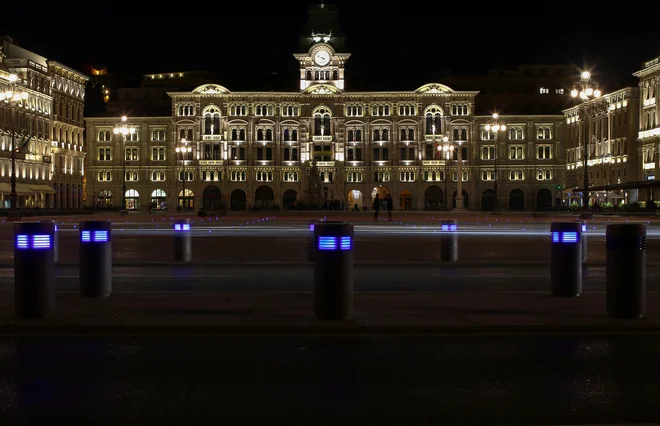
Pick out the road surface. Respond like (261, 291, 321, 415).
(0, 264, 658, 292)
(0, 334, 658, 425)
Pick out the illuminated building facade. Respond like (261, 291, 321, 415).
(634, 57, 660, 203)
(84, 4, 566, 212)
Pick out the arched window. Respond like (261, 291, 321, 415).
(179, 129, 185, 139)
(257, 129, 264, 140)
(187, 129, 193, 140)
(355, 129, 362, 141)
(408, 129, 414, 140)
(231, 129, 238, 140)
(373, 129, 381, 141)
(453, 128, 459, 140)
(284, 128, 290, 141)
(265, 129, 273, 141)
(203, 107, 221, 135)
(313, 107, 332, 136)
(460, 129, 467, 140)
(292, 129, 298, 141)
(332, 69, 339, 80)
(239, 129, 246, 140)
(425, 106, 443, 134)
(348, 130, 354, 142)
(382, 129, 389, 141)
(400, 129, 407, 140)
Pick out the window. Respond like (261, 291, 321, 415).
(372, 105, 390, 116)
(509, 145, 524, 160)
(179, 128, 194, 141)
(230, 127, 247, 141)
(283, 171, 299, 182)
(508, 127, 524, 140)
(425, 106, 443, 134)
(509, 169, 524, 180)
(555, 88, 564, 95)
(537, 127, 552, 139)
(400, 128, 415, 141)
(313, 143, 332, 161)
(373, 128, 389, 141)
(98, 148, 112, 161)
(283, 128, 299, 141)
(400, 171, 415, 182)
(283, 147, 299, 161)
(177, 105, 194, 116)
(320, 171, 334, 183)
(151, 170, 166, 181)
(346, 146, 362, 161)
(347, 128, 363, 142)
(255, 105, 274, 116)
(230, 170, 246, 181)
(125, 147, 139, 161)
(256, 128, 274, 141)
(151, 130, 165, 141)
(230, 105, 247, 116)
(257, 145, 273, 161)
(451, 104, 469, 116)
(399, 147, 415, 161)
(125, 170, 139, 181)
(345, 105, 363, 117)
(537, 169, 552, 180)
(229, 146, 247, 160)
(481, 146, 495, 160)
(373, 171, 390, 182)
(256, 171, 273, 182)
(399, 104, 416, 116)
(453, 171, 468, 181)
(178, 170, 194, 181)
(203, 107, 221, 135)
(97, 170, 112, 181)
(423, 170, 444, 182)
(537, 145, 552, 159)
(346, 171, 362, 182)
(539, 87, 549, 94)
(151, 147, 166, 161)
(97, 130, 112, 141)
(314, 108, 332, 135)
(282, 105, 299, 117)
(482, 170, 495, 181)
(124, 131, 138, 142)
(372, 147, 389, 161)
(452, 128, 468, 141)
(202, 170, 221, 182)
(481, 129, 495, 140)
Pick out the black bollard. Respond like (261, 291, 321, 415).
(53, 224, 59, 264)
(308, 221, 315, 262)
(14, 221, 56, 318)
(174, 219, 192, 262)
(550, 221, 582, 297)
(440, 219, 458, 262)
(313, 221, 354, 320)
(606, 223, 646, 319)
(79, 220, 112, 297)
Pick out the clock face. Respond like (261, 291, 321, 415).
(314, 50, 330, 66)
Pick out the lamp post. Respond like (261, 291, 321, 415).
(440, 136, 453, 209)
(113, 115, 135, 214)
(0, 74, 29, 219)
(484, 113, 506, 210)
(570, 71, 601, 210)
(176, 138, 192, 210)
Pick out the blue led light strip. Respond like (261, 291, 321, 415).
(174, 223, 191, 231)
(552, 231, 579, 244)
(339, 236, 352, 250)
(317, 236, 337, 250)
(16, 234, 52, 250)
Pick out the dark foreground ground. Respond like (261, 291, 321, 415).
(0, 334, 658, 426)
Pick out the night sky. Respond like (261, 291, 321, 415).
(2, 1, 656, 92)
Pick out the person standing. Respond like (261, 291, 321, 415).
(372, 194, 380, 221)
(385, 193, 393, 221)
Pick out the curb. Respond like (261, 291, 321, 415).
(1, 323, 660, 336)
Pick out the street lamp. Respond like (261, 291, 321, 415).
(113, 115, 135, 213)
(176, 138, 192, 210)
(484, 113, 506, 210)
(0, 73, 29, 219)
(439, 137, 453, 208)
(570, 70, 601, 210)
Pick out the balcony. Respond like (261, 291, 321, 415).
(42, 155, 51, 163)
(371, 160, 391, 167)
(643, 98, 656, 107)
(398, 160, 417, 166)
(256, 160, 274, 166)
(199, 160, 223, 166)
(229, 160, 247, 166)
(644, 162, 655, 170)
(346, 161, 364, 167)
(639, 127, 660, 139)
(203, 134, 222, 141)
(422, 160, 445, 166)
(316, 161, 335, 167)
(312, 135, 333, 142)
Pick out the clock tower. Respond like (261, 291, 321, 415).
(294, 2, 350, 92)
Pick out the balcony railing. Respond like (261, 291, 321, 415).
(199, 160, 223, 166)
(316, 161, 335, 167)
(422, 160, 445, 166)
(202, 134, 222, 141)
(312, 135, 333, 142)
(639, 127, 660, 139)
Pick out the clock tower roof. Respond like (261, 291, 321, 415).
(299, 2, 345, 50)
